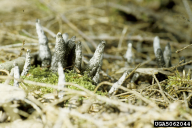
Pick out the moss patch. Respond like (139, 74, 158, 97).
(20, 66, 98, 97)
(164, 70, 191, 95)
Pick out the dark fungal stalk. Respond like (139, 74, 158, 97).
(57, 62, 66, 98)
(36, 19, 51, 68)
(50, 32, 66, 72)
(156, 48, 165, 68)
(127, 72, 140, 89)
(92, 66, 101, 84)
(177, 56, 185, 72)
(163, 42, 172, 68)
(85, 40, 105, 78)
(74, 41, 82, 72)
(66, 36, 76, 67)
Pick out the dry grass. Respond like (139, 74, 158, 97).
(1, 0, 192, 128)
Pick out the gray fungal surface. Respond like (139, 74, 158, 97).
(177, 56, 185, 72)
(85, 40, 105, 78)
(58, 62, 66, 98)
(13, 62, 20, 87)
(108, 70, 130, 95)
(156, 48, 165, 68)
(36, 19, 52, 67)
(66, 36, 76, 67)
(21, 49, 31, 76)
(163, 42, 172, 68)
(50, 32, 66, 72)
(153, 36, 161, 57)
(74, 41, 82, 72)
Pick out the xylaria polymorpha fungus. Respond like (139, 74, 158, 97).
(156, 48, 165, 68)
(21, 49, 31, 76)
(58, 62, 66, 98)
(124, 42, 134, 65)
(50, 32, 66, 72)
(65, 36, 76, 68)
(153, 36, 161, 57)
(92, 66, 100, 84)
(36, 19, 52, 68)
(108, 70, 130, 96)
(85, 40, 105, 78)
(13, 62, 20, 87)
(177, 56, 185, 72)
(163, 42, 172, 68)
(74, 41, 82, 72)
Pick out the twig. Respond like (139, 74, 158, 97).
(118, 26, 128, 50)
(183, 92, 189, 111)
(24, 99, 42, 114)
(0, 30, 38, 43)
(1, 75, 152, 112)
(0, 21, 56, 37)
(119, 86, 158, 108)
(152, 73, 170, 104)
(94, 81, 113, 93)
(125, 63, 141, 80)
(63, 109, 104, 127)
(170, 60, 192, 71)
(89, 35, 187, 47)
(176, 43, 192, 53)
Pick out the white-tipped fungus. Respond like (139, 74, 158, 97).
(153, 36, 161, 57)
(36, 19, 52, 67)
(13, 62, 20, 87)
(58, 62, 66, 98)
(21, 49, 31, 76)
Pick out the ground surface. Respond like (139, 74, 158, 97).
(0, 0, 192, 128)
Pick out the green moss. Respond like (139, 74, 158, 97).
(164, 70, 190, 95)
(21, 66, 58, 95)
(65, 70, 95, 91)
(21, 66, 100, 97)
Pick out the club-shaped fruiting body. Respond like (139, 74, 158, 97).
(36, 19, 52, 67)
(13, 62, 20, 87)
(50, 32, 66, 72)
(153, 36, 161, 57)
(128, 72, 140, 89)
(58, 62, 66, 98)
(66, 36, 76, 67)
(163, 42, 172, 68)
(108, 70, 130, 95)
(92, 66, 100, 84)
(177, 56, 185, 72)
(74, 41, 82, 72)
(85, 40, 105, 78)
(156, 48, 165, 68)
(124, 42, 134, 64)
(21, 49, 31, 76)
